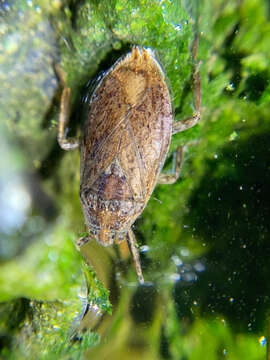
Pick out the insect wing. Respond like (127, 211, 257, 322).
(81, 47, 173, 203)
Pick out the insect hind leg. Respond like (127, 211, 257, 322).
(127, 229, 144, 284)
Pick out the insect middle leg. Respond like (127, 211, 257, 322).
(158, 147, 184, 185)
(56, 66, 80, 151)
(158, 35, 201, 185)
(172, 34, 201, 135)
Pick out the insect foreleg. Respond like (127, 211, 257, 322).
(56, 65, 80, 151)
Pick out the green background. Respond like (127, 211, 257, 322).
(0, 0, 269, 359)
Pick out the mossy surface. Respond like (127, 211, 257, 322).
(0, 0, 269, 358)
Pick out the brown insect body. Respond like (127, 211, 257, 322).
(58, 36, 201, 283)
(80, 47, 173, 246)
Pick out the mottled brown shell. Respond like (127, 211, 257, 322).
(80, 47, 173, 245)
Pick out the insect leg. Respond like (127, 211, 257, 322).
(55, 65, 80, 150)
(127, 229, 144, 284)
(158, 147, 183, 185)
(76, 235, 91, 248)
(172, 34, 201, 135)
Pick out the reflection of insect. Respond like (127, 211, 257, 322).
(57, 36, 201, 284)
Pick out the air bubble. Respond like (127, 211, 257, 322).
(259, 336, 266, 346)
(226, 83, 235, 92)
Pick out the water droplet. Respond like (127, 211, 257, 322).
(183, 272, 197, 282)
(170, 273, 181, 282)
(229, 131, 238, 141)
(171, 255, 183, 266)
(259, 336, 266, 346)
(140, 245, 150, 253)
(214, 154, 218, 159)
(194, 262, 205, 272)
(226, 83, 235, 92)
(180, 248, 190, 257)
(182, 264, 192, 272)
